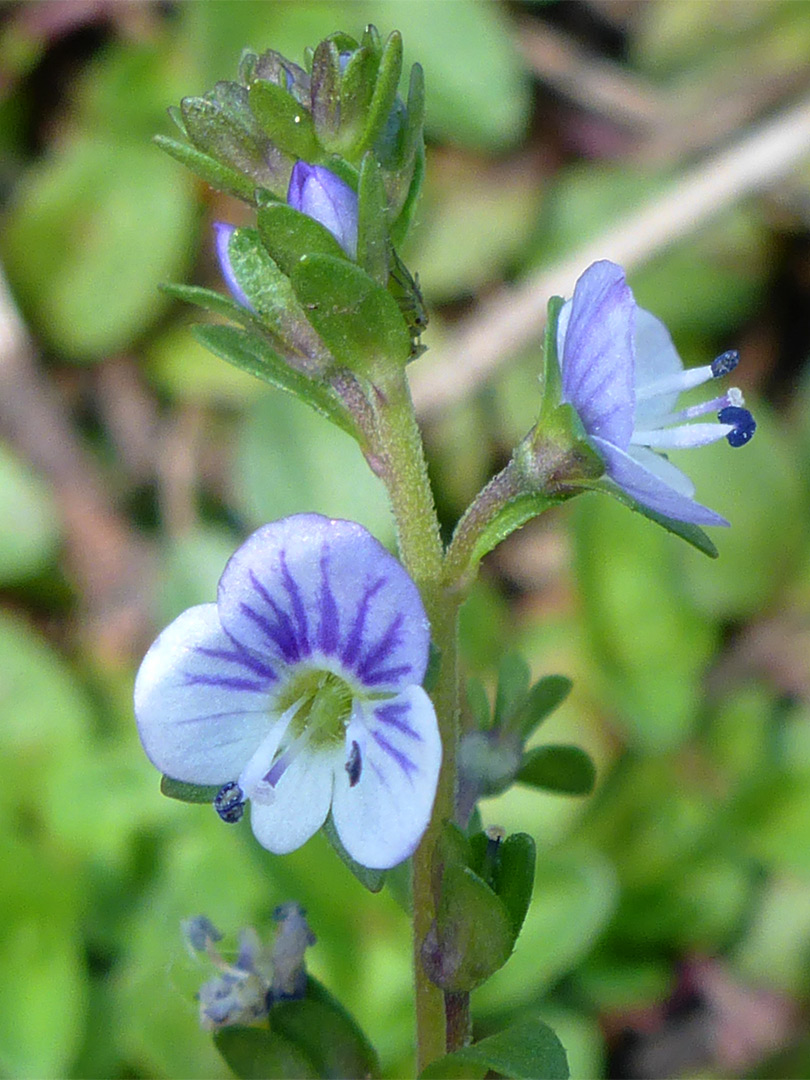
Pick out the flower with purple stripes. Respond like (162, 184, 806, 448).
(135, 514, 441, 869)
(558, 260, 755, 527)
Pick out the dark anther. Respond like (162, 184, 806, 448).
(345, 740, 362, 787)
(214, 781, 245, 823)
(711, 349, 739, 377)
(718, 405, 756, 448)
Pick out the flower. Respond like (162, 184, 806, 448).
(558, 260, 755, 526)
(212, 222, 253, 311)
(286, 161, 358, 259)
(135, 514, 441, 869)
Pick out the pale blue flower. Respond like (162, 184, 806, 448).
(286, 161, 358, 259)
(558, 261, 755, 526)
(135, 514, 441, 869)
(212, 221, 253, 310)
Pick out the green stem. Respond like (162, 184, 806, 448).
(372, 370, 460, 1074)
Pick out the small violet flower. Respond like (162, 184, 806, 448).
(286, 161, 358, 259)
(135, 514, 441, 869)
(213, 162, 358, 309)
(558, 260, 755, 526)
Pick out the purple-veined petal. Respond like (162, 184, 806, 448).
(558, 260, 636, 449)
(213, 223, 253, 311)
(248, 746, 336, 854)
(628, 444, 696, 498)
(331, 686, 442, 869)
(633, 307, 684, 427)
(591, 436, 729, 526)
(287, 162, 358, 258)
(217, 515, 431, 692)
(134, 604, 279, 785)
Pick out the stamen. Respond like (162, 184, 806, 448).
(345, 740, 362, 787)
(660, 387, 744, 425)
(631, 421, 734, 450)
(718, 406, 756, 447)
(711, 349, 739, 377)
(214, 782, 245, 824)
(635, 364, 714, 402)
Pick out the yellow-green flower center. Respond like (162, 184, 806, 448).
(276, 669, 355, 750)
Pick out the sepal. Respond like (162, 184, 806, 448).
(322, 814, 386, 893)
(516, 744, 597, 795)
(291, 254, 412, 375)
(248, 79, 320, 161)
(256, 202, 347, 277)
(160, 775, 220, 804)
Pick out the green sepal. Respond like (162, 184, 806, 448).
(468, 490, 571, 570)
(401, 63, 426, 172)
(291, 254, 411, 375)
(180, 83, 285, 195)
(322, 814, 386, 893)
(214, 1026, 316, 1080)
(256, 202, 347, 277)
(337, 32, 382, 154)
(422, 862, 513, 991)
(153, 134, 256, 202)
(391, 142, 425, 247)
(226, 228, 332, 369)
(192, 324, 356, 440)
(516, 744, 596, 795)
(357, 152, 390, 286)
(310, 39, 341, 144)
(248, 80, 320, 161)
(491, 833, 536, 940)
(579, 478, 720, 557)
(269, 977, 381, 1080)
(540, 294, 565, 420)
(510, 674, 573, 741)
(160, 775, 221, 804)
(419, 1016, 569, 1080)
(158, 282, 255, 327)
(356, 31, 403, 157)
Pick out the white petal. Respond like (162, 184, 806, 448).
(332, 687, 442, 869)
(134, 604, 277, 784)
(633, 307, 684, 427)
(248, 746, 336, 855)
(628, 445, 695, 497)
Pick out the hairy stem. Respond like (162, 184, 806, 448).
(372, 369, 459, 1073)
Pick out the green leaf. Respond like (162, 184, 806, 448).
(468, 491, 570, 569)
(492, 833, 536, 940)
(322, 815, 386, 893)
(517, 745, 597, 796)
(226, 228, 332, 367)
(159, 282, 254, 326)
(154, 133, 257, 201)
(466, 677, 491, 729)
(192, 323, 355, 438)
(292, 254, 411, 373)
(257, 202, 346, 277)
(423, 864, 513, 991)
(337, 34, 382, 153)
(270, 977, 381, 1080)
(511, 674, 573, 741)
(1, 138, 196, 359)
(0, 441, 59, 583)
(248, 79, 319, 160)
(357, 152, 390, 286)
(494, 653, 531, 728)
(214, 1026, 317, 1080)
(420, 1016, 569, 1080)
(160, 775, 221, 804)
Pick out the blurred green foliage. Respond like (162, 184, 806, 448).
(1, 1, 810, 1078)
